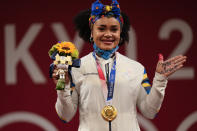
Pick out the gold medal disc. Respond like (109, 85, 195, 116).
(101, 105, 117, 121)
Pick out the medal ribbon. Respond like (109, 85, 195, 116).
(93, 52, 116, 105)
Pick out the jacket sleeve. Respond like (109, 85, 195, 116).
(137, 69, 168, 119)
(55, 68, 83, 122)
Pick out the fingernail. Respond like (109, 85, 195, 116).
(158, 53, 163, 61)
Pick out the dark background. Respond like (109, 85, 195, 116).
(0, 0, 196, 130)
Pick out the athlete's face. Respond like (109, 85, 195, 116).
(92, 17, 121, 50)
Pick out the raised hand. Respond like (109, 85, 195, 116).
(156, 54, 187, 77)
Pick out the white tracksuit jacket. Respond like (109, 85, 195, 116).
(55, 52, 168, 131)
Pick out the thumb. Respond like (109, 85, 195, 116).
(156, 53, 164, 74)
(158, 53, 164, 63)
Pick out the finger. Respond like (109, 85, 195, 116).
(52, 73, 59, 80)
(53, 79, 58, 84)
(164, 64, 184, 77)
(174, 59, 186, 67)
(52, 73, 58, 77)
(175, 64, 184, 71)
(52, 75, 57, 80)
(165, 55, 183, 63)
(174, 56, 187, 64)
(162, 56, 186, 69)
(158, 53, 164, 62)
(164, 57, 185, 71)
(53, 69, 58, 73)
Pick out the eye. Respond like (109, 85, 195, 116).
(111, 28, 118, 32)
(98, 27, 105, 31)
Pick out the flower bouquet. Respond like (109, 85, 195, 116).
(49, 41, 80, 90)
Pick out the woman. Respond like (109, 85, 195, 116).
(53, 0, 187, 130)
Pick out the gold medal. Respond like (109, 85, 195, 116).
(101, 105, 117, 121)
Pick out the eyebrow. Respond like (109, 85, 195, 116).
(98, 25, 118, 28)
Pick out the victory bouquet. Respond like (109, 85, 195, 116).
(49, 41, 80, 90)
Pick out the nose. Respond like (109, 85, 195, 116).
(104, 30, 112, 37)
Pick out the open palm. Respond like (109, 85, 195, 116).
(156, 54, 187, 77)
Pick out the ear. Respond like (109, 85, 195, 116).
(89, 30, 94, 43)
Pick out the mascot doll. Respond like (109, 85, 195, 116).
(48, 41, 80, 90)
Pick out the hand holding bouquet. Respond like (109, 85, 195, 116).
(49, 41, 80, 90)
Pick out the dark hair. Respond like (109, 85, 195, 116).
(73, 9, 130, 46)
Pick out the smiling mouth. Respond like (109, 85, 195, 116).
(102, 40, 114, 45)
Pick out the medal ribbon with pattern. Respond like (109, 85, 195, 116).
(93, 52, 117, 122)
